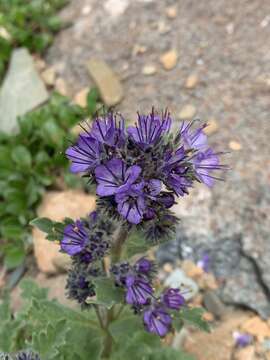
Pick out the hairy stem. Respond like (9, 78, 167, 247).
(111, 226, 129, 263)
(101, 226, 129, 358)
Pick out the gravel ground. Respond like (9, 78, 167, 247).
(46, 0, 270, 316)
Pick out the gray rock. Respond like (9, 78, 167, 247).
(164, 269, 198, 301)
(87, 58, 123, 107)
(203, 290, 227, 319)
(0, 48, 49, 134)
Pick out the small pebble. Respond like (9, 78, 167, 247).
(163, 263, 173, 273)
(185, 74, 199, 89)
(229, 141, 242, 151)
(165, 6, 177, 19)
(178, 104, 196, 119)
(203, 312, 215, 322)
(41, 67, 56, 86)
(55, 78, 68, 96)
(204, 118, 219, 135)
(132, 44, 147, 56)
(142, 64, 157, 76)
(160, 49, 178, 70)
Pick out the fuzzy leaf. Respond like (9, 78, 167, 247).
(124, 230, 152, 259)
(148, 347, 195, 360)
(92, 278, 124, 309)
(11, 145, 32, 169)
(180, 307, 211, 332)
(30, 217, 53, 233)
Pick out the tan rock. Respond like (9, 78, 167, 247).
(55, 78, 68, 96)
(87, 58, 123, 106)
(178, 104, 197, 119)
(34, 57, 47, 72)
(182, 260, 204, 278)
(41, 67, 56, 86)
(163, 263, 173, 273)
(204, 118, 219, 135)
(185, 74, 199, 89)
(198, 273, 218, 290)
(241, 316, 270, 342)
(33, 190, 96, 274)
(203, 312, 215, 322)
(73, 87, 90, 107)
(166, 6, 177, 19)
(229, 140, 242, 151)
(233, 346, 255, 360)
(191, 294, 203, 307)
(184, 312, 250, 360)
(142, 64, 157, 76)
(160, 49, 178, 70)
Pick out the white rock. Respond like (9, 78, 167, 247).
(104, 0, 129, 17)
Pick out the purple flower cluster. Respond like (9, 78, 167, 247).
(60, 211, 112, 261)
(60, 211, 115, 307)
(66, 110, 224, 226)
(111, 258, 185, 337)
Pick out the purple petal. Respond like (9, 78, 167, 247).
(95, 158, 125, 196)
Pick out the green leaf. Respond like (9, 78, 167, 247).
(124, 230, 151, 258)
(92, 278, 124, 308)
(180, 307, 211, 332)
(109, 312, 144, 341)
(148, 347, 194, 360)
(20, 279, 48, 301)
(86, 88, 99, 116)
(30, 217, 53, 233)
(11, 145, 32, 168)
(31, 319, 69, 359)
(4, 246, 25, 269)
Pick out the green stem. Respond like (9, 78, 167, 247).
(101, 226, 129, 358)
(111, 226, 129, 263)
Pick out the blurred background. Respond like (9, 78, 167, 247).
(0, 1, 269, 359)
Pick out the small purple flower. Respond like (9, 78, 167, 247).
(135, 258, 153, 274)
(127, 110, 171, 149)
(193, 148, 221, 187)
(125, 274, 153, 305)
(197, 253, 211, 272)
(90, 113, 125, 147)
(66, 135, 101, 173)
(95, 158, 141, 196)
(162, 147, 193, 196)
(157, 192, 175, 208)
(89, 210, 98, 222)
(180, 121, 224, 187)
(144, 305, 172, 337)
(233, 331, 253, 348)
(144, 179, 162, 199)
(162, 288, 185, 310)
(115, 182, 146, 224)
(180, 121, 208, 151)
(61, 220, 88, 256)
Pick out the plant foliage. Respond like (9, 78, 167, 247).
(0, 280, 200, 359)
(0, 90, 99, 269)
(0, 0, 69, 80)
